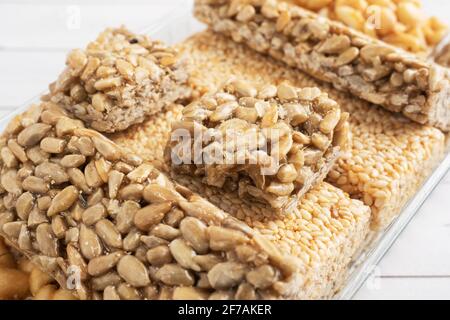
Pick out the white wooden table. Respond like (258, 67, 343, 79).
(1, 0, 449, 300)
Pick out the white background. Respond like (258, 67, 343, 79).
(0, 0, 449, 300)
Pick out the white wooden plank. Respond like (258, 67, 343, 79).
(0, 1, 192, 50)
(354, 277, 450, 300)
(370, 180, 450, 276)
(0, 51, 65, 107)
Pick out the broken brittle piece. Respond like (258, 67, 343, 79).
(168, 79, 348, 210)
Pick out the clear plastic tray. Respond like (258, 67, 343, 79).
(1, 4, 449, 300)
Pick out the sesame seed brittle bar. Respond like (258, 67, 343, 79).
(167, 79, 349, 210)
(175, 30, 446, 230)
(46, 27, 190, 133)
(194, 0, 450, 131)
(0, 102, 338, 300)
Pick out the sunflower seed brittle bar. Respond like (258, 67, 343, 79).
(46, 27, 190, 133)
(194, 0, 450, 131)
(167, 79, 348, 210)
(0, 102, 316, 300)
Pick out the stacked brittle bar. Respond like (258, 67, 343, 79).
(168, 79, 348, 210)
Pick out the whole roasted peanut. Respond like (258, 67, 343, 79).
(29, 267, 54, 296)
(0, 237, 16, 268)
(0, 267, 30, 299)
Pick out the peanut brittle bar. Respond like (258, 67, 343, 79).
(168, 79, 348, 210)
(194, 0, 450, 131)
(46, 27, 190, 133)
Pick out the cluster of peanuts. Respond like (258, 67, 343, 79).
(0, 237, 76, 300)
(169, 80, 348, 209)
(291, 0, 448, 53)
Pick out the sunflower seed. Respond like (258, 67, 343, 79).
(123, 229, 141, 252)
(173, 287, 208, 300)
(60, 154, 86, 168)
(82, 203, 106, 226)
(73, 136, 95, 156)
(85, 160, 103, 188)
(2, 221, 23, 238)
(67, 168, 91, 193)
(27, 207, 48, 228)
(179, 217, 209, 254)
(118, 184, 144, 201)
(91, 272, 122, 291)
(127, 163, 154, 183)
(17, 123, 52, 147)
(235, 282, 256, 300)
(156, 264, 195, 286)
(208, 262, 246, 289)
(164, 208, 185, 228)
(88, 252, 123, 276)
(8, 139, 28, 163)
(1, 146, 18, 168)
(17, 224, 32, 250)
(91, 136, 121, 161)
(26, 146, 49, 165)
(142, 184, 184, 204)
(192, 254, 222, 272)
(35, 162, 69, 185)
(140, 235, 168, 248)
(133, 201, 172, 231)
(47, 186, 79, 217)
(16, 192, 34, 220)
(40, 137, 66, 153)
(1, 169, 22, 195)
(116, 201, 140, 234)
(103, 286, 121, 300)
(117, 283, 141, 300)
(51, 215, 67, 239)
(95, 219, 122, 248)
(208, 226, 249, 251)
(66, 244, 88, 280)
(22, 176, 49, 194)
(79, 224, 103, 260)
(36, 223, 59, 257)
(146, 245, 172, 266)
(86, 188, 104, 206)
(246, 265, 278, 289)
(108, 170, 124, 199)
(150, 224, 180, 241)
(55, 117, 84, 137)
(277, 83, 297, 101)
(117, 255, 150, 287)
(169, 238, 201, 271)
